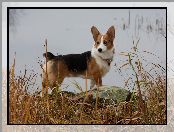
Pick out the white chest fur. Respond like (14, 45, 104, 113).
(94, 56, 111, 76)
(91, 46, 114, 77)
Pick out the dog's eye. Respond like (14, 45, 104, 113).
(96, 41, 100, 45)
(103, 41, 107, 45)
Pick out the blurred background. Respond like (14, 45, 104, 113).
(8, 9, 166, 93)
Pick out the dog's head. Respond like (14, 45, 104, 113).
(91, 26, 115, 53)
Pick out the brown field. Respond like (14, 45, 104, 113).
(9, 41, 166, 124)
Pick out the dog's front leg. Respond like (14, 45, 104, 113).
(93, 75, 102, 87)
(90, 79, 96, 89)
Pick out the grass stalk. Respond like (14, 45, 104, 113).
(85, 70, 88, 97)
(44, 39, 50, 113)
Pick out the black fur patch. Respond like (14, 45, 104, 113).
(43, 52, 55, 60)
(57, 51, 91, 72)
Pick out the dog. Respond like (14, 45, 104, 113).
(42, 26, 115, 89)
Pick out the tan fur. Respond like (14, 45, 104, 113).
(42, 60, 68, 88)
(103, 34, 114, 50)
(86, 57, 102, 86)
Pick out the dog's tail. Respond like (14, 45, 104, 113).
(43, 52, 55, 60)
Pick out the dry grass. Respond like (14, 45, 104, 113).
(9, 40, 166, 124)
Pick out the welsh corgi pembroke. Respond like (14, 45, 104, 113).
(42, 26, 115, 89)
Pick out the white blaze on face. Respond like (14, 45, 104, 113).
(98, 36, 107, 52)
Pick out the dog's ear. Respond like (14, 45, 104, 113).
(107, 26, 115, 41)
(91, 26, 100, 42)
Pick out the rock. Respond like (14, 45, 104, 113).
(51, 86, 132, 106)
(76, 86, 132, 105)
(89, 86, 131, 103)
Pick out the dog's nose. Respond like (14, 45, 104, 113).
(98, 48, 102, 52)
